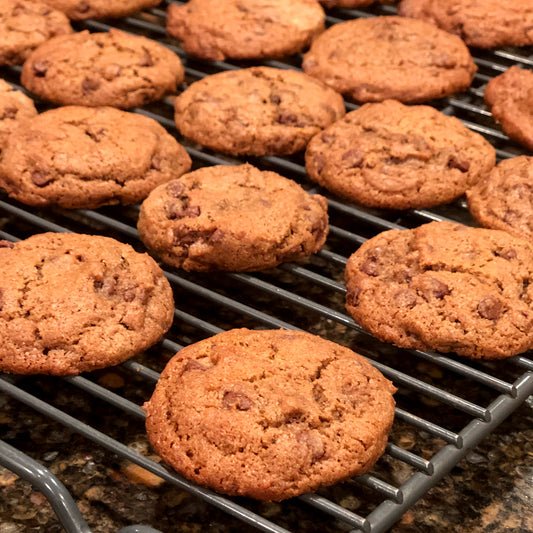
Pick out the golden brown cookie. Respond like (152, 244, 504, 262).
(0, 232, 174, 375)
(484, 66, 533, 152)
(398, 0, 533, 49)
(0, 0, 72, 66)
(302, 16, 476, 103)
(0, 106, 191, 209)
(345, 221, 533, 359)
(305, 100, 495, 209)
(467, 156, 533, 242)
(21, 29, 184, 109)
(137, 164, 329, 272)
(39, 0, 160, 20)
(0, 80, 38, 150)
(174, 67, 345, 156)
(144, 328, 396, 501)
(166, 0, 325, 61)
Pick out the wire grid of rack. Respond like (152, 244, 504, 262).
(1, 2, 533, 532)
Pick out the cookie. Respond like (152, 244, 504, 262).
(21, 29, 184, 109)
(39, 0, 160, 20)
(166, 0, 325, 61)
(0, 232, 174, 375)
(302, 16, 476, 103)
(398, 0, 533, 49)
(0, 0, 72, 66)
(484, 66, 533, 152)
(144, 328, 396, 501)
(345, 221, 533, 359)
(305, 99, 495, 209)
(174, 67, 345, 156)
(467, 156, 533, 242)
(137, 164, 329, 272)
(0, 80, 38, 150)
(0, 106, 191, 209)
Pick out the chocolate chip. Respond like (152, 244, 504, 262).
(208, 229, 225, 244)
(138, 52, 154, 67)
(123, 289, 136, 302)
(0, 240, 14, 249)
(394, 289, 417, 309)
(166, 181, 185, 197)
(413, 276, 451, 299)
(269, 93, 281, 105)
(277, 111, 298, 125)
(167, 205, 201, 220)
(82, 77, 100, 93)
(103, 63, 121, 81)
(478, 296, 503, 320)
(320, 132, 335, 144)
(222, 391, 252, 411)
(31, 170, 52, 187)
(32, 61, 49, 77)
(296, 431, 325, 463)
(447, 155, 470, 173)
(94, 276, 117, 296)
(150, 155, 161, 171)
(360, 259, 380, 276)
(346, 287, 361, 306)
(496, 248, 517, 260)
(183, 359, 207, 372)
(341, 149, 364, 168)
(76, 0, 90, 12)
(1, 107, 17, 120)
(85, 128, 105, 142)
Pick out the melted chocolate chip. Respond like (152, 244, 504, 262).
(82, 77, 100, 93)
(31, 170, 52, 187)
(497, 248, 517, 260)
(183, 359, 207, 372)
(208, 229, 225, 244)
(414, 276, 451, 299)
(166, 181, 185, 197)
(269, 93, 281, 105)
(123, 289, 136, 302)
(341, 149, 364, 168)
(138, 52, 154, 67)
(478, 296, 503, 320)
(447, 155, 470, 173)
(0, 240, 14, 249)
(1, 107, 17, 120)
(76, 0, 90, 12)
(167, 205, 201, 220)
(32, 61, 49, 77)
(360, 258, 380, 276)
(394, 289, 417, 309)
(296, 431, 325, 462)
(222, 391, 252, 411)
(346, 287, 362, 306)
(103, 63, 121, 81)
(150, 155, 161, 171)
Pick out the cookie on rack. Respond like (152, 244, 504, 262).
(467, 156, 533, 242)
(39, 0, 161, 20)
(0, 0, 72, 66)
(0, 80, 37, 149)
(21, 29, 184, 109)
(144, 328, 396, 501)
(0, 105, 191, 209)
(305, 99, 495, 209)
(137, 164, 329, 272)
(398, 0, 533, 49)
(0, 232, 174, 375)
(484, 66, 533, 152)
(166, 0, 325, 61)
(174, 67, 345, 156)
(345, 221, 533, 359)
(302, 16, 476, 103)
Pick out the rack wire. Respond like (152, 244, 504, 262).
(1, 2, 533, 532)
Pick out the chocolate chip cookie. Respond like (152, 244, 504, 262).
(144, 328, 396, 501)
(345, 221, 533, 359)
(467, 156, 533, 242)
(166, 0, 325, 61)
(137, 164, 329, 272)
(0, 80, 37, 150)
(0, 105, 191, 209)
(0, 232, 174, 375)
(0, 0, 72, 66)
(398, 0, 533, 49)
(305, 99, 495, 209)
(40, 0, 161, 20)
(21, 29, 184, 109)
(302, 16, 476, 103)
(174, 67, 345, 156)
(484, 66, 533, 152)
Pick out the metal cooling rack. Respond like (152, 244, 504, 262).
(1, 2, 533, 532)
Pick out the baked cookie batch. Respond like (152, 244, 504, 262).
(0, 0, 532, 502)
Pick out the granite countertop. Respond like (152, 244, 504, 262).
(0, 373, 531, 533)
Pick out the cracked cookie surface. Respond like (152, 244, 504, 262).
(467, 156, 533, 242)
(21, 29, 184, 108)
(137, 164, 329, 272)
(0, 105, 191, 209)
(0, 0, 72, 66)
(39, 0, 161, 20)
(305, 99, 495, 209)
(0, 79, 37, 149)
(166, 0, 325, 61)
(0, 232, 174, 375)
(345, 221, 533, 359)
(144, 328, 396, 501)
(174, 66, 345, 156)
(398, 0, 533, 49)
(302, 16, 476, 103)
(484, 66, 533, 152)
